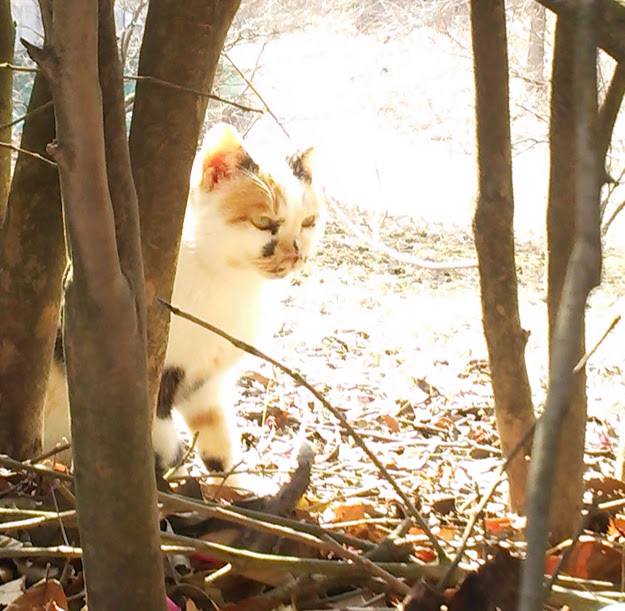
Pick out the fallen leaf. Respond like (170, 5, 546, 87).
(383, 413, 400, 433)
(552, 536, 622, 582)
(6, 579, 68, 611)
(484, 516, 513, 536)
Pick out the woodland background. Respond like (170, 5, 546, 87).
(0, 0, 624, 610)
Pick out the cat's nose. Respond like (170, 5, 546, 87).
(293, 240, 300, 253)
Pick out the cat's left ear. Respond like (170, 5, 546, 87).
(288, 147, 316, 184)
(194, 123, 258, 191)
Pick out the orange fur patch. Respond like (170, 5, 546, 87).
(187, 409, 222, 432)
(218, 175, 282, 224)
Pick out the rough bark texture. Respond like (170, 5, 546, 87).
(521, 5, 602, 608)
(0, 0, 14, 223)
(25, 1, 166, 608)
(543, 17, 589, 545)
(470, 0, 535, 513)
(129, 0, 241, 418)
(536, 0, 625, 62)
(0, 73, 63, 460)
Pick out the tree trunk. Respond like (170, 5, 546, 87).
(544, 16, 588, 544)
(470, 0, 535, 513)
(24, 1, 166, 607)
(0, 73, 63, 460)
(0, 0, 14, 223)
(521, 5, 602, 608)
(535, 0, 625, 63)
(129, 0, 241, 418)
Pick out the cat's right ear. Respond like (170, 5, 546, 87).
(192, 123, 258, 191)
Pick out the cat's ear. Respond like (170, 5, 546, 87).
(288, 147, 316, 184)
(194, 123, 258, 190)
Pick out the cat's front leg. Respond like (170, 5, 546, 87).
(174, 373, 241, 475)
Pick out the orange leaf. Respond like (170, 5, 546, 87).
(6, 579, 68, 611)
(484, 516, 513, 536)
(556, 537, 622, 582)
(414, 547, 437, 563)
(383, 414, 400, 433)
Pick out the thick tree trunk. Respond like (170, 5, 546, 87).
(129, 0, 241, 419)
(0, 73, 63, 460)
(544, 17, 588, 544)
(521, 5, 602, 608)
(535, 0, 625, 62)
(0, 0, 14, 222)
(470, 0, 535, 513)
(25, 1, 166, 608)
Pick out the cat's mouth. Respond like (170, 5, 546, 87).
(261, 258, 303, 279)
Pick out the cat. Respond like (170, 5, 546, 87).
(43, 123, 323, 477)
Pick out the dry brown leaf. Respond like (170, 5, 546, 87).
(383, 413, 400, 433)
(5, 579, 68, 611)
(548, 536, 622, 582)
(325, 500, 380, 523)
(586, 477, 625, 500)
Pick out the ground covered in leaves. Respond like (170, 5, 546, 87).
(0, 210, 624, 611)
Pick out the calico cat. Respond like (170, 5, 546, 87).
(43, 123, 323, 476)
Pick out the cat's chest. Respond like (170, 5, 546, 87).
(164, 252, 270, 377)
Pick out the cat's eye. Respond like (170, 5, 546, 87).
(302, 215, 316, 228)
(250, 216, 275, 230)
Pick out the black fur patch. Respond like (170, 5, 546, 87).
(240, 153, 259, 174)
(204, 457, 225, 473)
(157, 367, 185, 419)
(53, 329, 65, 365)
(262, 239, 277, 258)
(287, 149, 313, 183)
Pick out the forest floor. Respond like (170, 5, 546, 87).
(4, 3, 625, 610)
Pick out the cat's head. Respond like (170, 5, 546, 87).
(186, 123, 323, 279)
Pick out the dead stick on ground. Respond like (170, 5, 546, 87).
(439, 314, 620, 590)
(158, 298, 448, 562)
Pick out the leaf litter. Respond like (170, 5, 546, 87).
(0, 209, 625, 609)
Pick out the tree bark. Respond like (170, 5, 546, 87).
(0, 72, 63, 460)
(129, 0, 241, 418)
(471, 0, 535, 513)
(597, 62, 625, 167)
(25, 1, 166, 608)
(543, 16, 589, 544)
(521, 3, 602, 608)
(535, 0, 625, 62)
(0, 0, 14, 223)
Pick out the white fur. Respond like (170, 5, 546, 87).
(42, 130, 322, 473)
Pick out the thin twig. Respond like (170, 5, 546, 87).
(0, 142, 56, 166)
(158, 298, 448, 562)
(573, 315, 621, 374)
(320, 534, 411, 595)
(124, 74, 263, 113)
(222, 51, 291, 140)
(0, 62, 38, 72)
(0, 100, 53, 130)
(438, 417, 537, 591)
(0, 510, 76, 532)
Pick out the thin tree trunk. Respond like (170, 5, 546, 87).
(129, 0, 241, 418)
(0, 0, 14, 223)
(470, 0, 535, 513)
(521, 4, 602, 608)
(544, 16, 588, 544)
(24, 1, 166, 607)
(0, 73, 63, 460)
